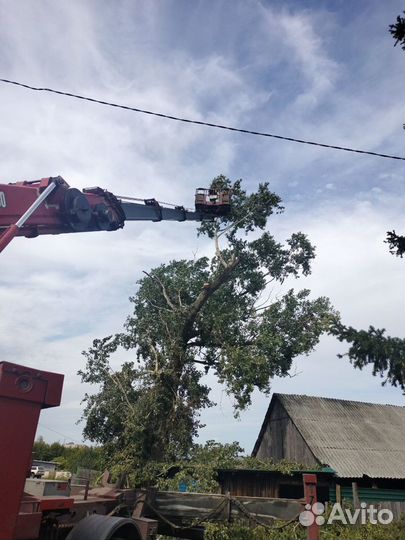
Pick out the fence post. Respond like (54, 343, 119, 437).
(226, 491, 232, 523)
(335, 484, 341, 505)
(352, 482, 359, 508)
(352, 482, 361, 527)
(303, 474, 320, 540)
(83, 479, 89, 501)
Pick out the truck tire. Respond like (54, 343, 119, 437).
(66, 515, 141, 540)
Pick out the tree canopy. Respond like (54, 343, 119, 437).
(32, 437, 104, 473)
(79, 176, 336, 469)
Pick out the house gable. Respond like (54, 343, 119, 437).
(253, 395, 319, 467)
(253, 393, 405, 479)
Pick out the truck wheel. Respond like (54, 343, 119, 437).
(66, 515, 141, 540)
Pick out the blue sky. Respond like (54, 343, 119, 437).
(0, 0, 403, 450)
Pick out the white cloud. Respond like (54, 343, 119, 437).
(278, 10, 341, 109)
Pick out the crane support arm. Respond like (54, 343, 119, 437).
(0, 176, 229, 253)
(121, 200, 200, 222)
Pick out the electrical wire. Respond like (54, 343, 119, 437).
(1, 77, 404, 161)
(38, 423, 83, 445)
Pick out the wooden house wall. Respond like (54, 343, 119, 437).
(218, 471, 332, 501)
(255, 398, 318, 466)
(219, 471, 279, 498)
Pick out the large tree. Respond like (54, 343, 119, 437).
(79, 176, 336, 468)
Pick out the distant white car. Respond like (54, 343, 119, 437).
(30, 465, 45, 478)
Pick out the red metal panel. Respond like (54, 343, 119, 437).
(0, 362, 64, 540)
(19, 493, 40, 514)
(303, 474, 320, 540)
(0, 179, 62, 233)
(39, 497, 74, 512)
(13, 514, 42, 540)
(0, 178, 112, 238)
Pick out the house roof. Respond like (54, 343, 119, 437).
(252, 393, 405, 479)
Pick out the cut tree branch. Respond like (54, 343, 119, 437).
(214, 228, 228, 269)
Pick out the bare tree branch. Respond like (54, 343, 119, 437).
(147, 338, 161, 374)
(177, 289, 184, 309)
(217, 211, 253, 237)
(143, 270, 177, 311)
(146, 298, 173, 312)
(108, 369, 136, 414)
(214, 227, 228, 269)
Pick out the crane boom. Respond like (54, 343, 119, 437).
(0, 176, 230, 253)
(120, 200, 200, 222)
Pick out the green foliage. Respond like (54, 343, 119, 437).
(32, 437, 65, 461)
(320, 519, 405, 540)
(157, 440, 243, 493)
(385, 230, 405, 258)
(104, 440, 243, 490)
(389, 11, 405, 50)
(32, 437, 104, 473)
(204, 522, 301, 540)
(203, 519, 405, 540)
(79, 176, 337, 468)
(111, 440, 316, 491)
(330, 322, 405, 390)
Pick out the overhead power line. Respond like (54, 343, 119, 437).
(38, 423, 83, 445)
(1, 77, 404, 161)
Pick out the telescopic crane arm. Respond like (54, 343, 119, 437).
(0, 176, 230, 253)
